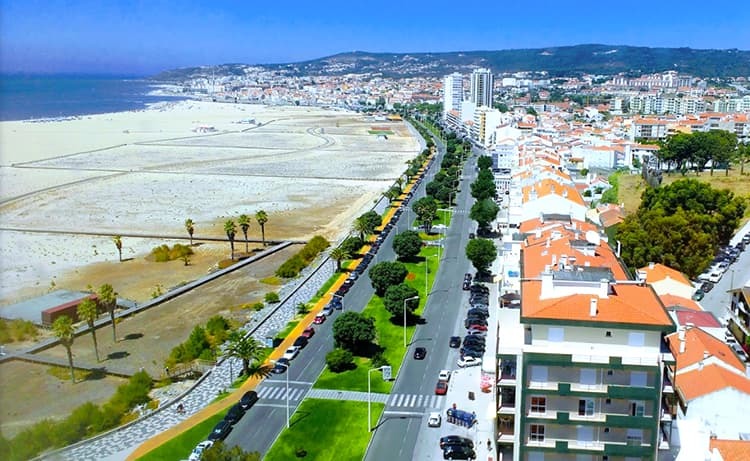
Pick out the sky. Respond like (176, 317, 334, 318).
(1, 0, 749, 76)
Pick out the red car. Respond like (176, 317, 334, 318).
(435, 381, 448, 395)
(313, 314, 326, 324)
(467, 324, 488, 331)
(302, 327, 315, 338)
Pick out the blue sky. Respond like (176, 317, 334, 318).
(1, 0, 748, 75)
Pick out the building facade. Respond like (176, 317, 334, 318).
(443, 72, 464, 121)
(471, 68, 494, 108)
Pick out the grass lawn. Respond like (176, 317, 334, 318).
(313, 246, 439, 393)
(138, 410, 227, 461)
(264, 399, 383, 461)
(274, 320, 300, 341)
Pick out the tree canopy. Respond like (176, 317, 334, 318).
(412, 196, 438, 233)
(465, 238, 497, 274)
(383, 284, 420, 320)
(657, 130, 738, 175)
(368, 261, 408, 296)
(477, 155, 493, 170)
(392, 230, 423, 260)
(470, 169, 498, 201)
(470, 199, 500, 232)
(332, 311, 376, 354)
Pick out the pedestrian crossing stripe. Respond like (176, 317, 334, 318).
(257, 386, 305, 401)
(387, 394, 444, 408)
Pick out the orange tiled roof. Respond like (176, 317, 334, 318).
(709, 439, 750, 461)
(521, 179, 585, 206)
(522, 233, 629, 280)
(638, 263, 692, 286)
(519, 218, 598, 234)
(666, 327, 746, 373)
(659, 294, 702, 312)
(521, 280, 673, 326)
(675, 363, 750, 401)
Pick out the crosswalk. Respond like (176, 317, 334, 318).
(387, 393, 445, 409)
(256, 385, 307, 401)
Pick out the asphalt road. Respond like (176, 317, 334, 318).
(364, 147, 480, 461)
(224, 135, 449, 456)
(699, 222, 750, 323)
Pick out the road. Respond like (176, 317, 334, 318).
(224, 132, 449, 456)
(364, 146, 479, 461)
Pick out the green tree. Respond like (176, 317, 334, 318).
(412, 196, 438, 233)
(383, 283, 420, 320)
(326, 347, 355, 372)
(224, 219, 237, 260)
(477, 155, 493, 170)
(97, 283, 118, 343)
(332, 311, 376, 354)
(226, 331, 266, 377)
(353, 216, 370, 241)
(385, 186, 402, 203)
(201, 441, 262, 461)
(465, 238, 497, 274)
(340, 236, 364, 256)
(359, 210, 382, 234)
(329, 246, 350, 272)
(184, 218, 195, 246)
(112, 235, 122, 262)
(368, 261, 408, 296)
(471, 169, 498, 201)
(52, 316, 76, 383)
(391, 230, 423, 260)
(734, 142, 750, 175)
(76, 298, 100, 362)
(238, 214, 251, 254)
(255, 210, 268, 246)
(470, 199, 500, 232)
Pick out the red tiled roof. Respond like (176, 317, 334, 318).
(666, 327, 746, 373)
(675, 363, 750, 401)
(709, 439, 750, 461)
(638, 263, 692, 286)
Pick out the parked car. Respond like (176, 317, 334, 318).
(322, 305, 335, 316)
(467, 308, 488, 317)
(224, 403, 245, 425)
(700, 281, 715, 293)
(283, 346, 300, 361)
(459, 348, 484, 359)
(708, 272, 723, 283)
(443, 444, 476, 460)
(188, 441, 214, 461)
(449, 336, 461, 348)
(301, 327, 315, 338)
(207, 420, 232, 441)
(462, 280, 471, 290)
(438, 369, 452, 382)
(313, 313, 326, 324)
(470, 285, 489, 294)
(456, 357, 482, 368)
(428, 411, 442, 427)
(293, 336, 308, 349)
(440, 435, 474, 449)
(239, 391, 259, 410)
(435, 381, 448, 395)
(414, 347, 427, 360)
(272, 357, 290, 374)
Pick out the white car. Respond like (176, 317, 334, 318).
(427, 411, 441, 427)
(282, 346, 300, 360)
(708, 272, 723, 283)
(438, 369, 452, 382)
(188, 440, 214, 461)
(457, 356, 482, 368)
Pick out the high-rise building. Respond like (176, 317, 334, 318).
(470, 68, 494, 108)
(442, 73, 464, 121)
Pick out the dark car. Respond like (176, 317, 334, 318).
(440, 435, 474, 449)
(443, 444, 476, 460)
(464, 272, 472, 281)
(224, 403, 245, 425)
(462, 280, 471, 290)
(465, 317, 488, 326)
(449, 336, 462, 348)
(272, 357, 290, 374)
(692, 289, 705, 301)
(466, 323, 488, 331)
(460, 348, 484, 358)
(239, 391, 259, 410)
(467, 308, 488, 318)
(700, 281, 714, 293)
(208, 420, 232, 441)
(329, 297, 343, 310)
(463, 335, 486, 344)
(468, 232, 476, 240)
(413, 347, 427, 360)
(293, 336, 308, 349)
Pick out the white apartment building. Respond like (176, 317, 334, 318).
(442, 72, 464, 121)
(471, 106, 503, 147)
(471, 68, 494, 108)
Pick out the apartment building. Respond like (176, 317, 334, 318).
(470, 68, 494, 108)
(442, 72, 464, 121)
(497, 216, 676, 461)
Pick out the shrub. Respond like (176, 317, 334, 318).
(276, 235, 330, 278)
(0, 318, 39, 343)
(150, 243, 193, 262)
(340, 236, 364, 255)
(326, 348, 355, 372)
(383, 283, 420, 318)
(369, 261, 408, 296)
(265, 292, 280, 303)
(371, 352, 390, 369)
(251, 302, 265, 311)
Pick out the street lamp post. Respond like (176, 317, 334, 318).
(272, 360, 290, 428)
(403, 295, 420, 347)
(368, 366, 385, 432)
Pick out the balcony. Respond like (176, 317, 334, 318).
(568, 440, 605, 452)
(662, 373, 674, 394)
(498, 399, 516, 414)
(498, 369, 517, 386)
(569, 412, 607, 423)
(570, 382, 608, 394)
(528, 380, 558, 391)
(527, 410, 558, 420)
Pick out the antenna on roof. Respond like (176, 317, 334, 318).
(585, 230, 600, 246)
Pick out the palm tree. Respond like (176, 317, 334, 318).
(52, 315, 76, 383)
(238, 214, 251, 254)
(77, 298, 100, 362)
(97, 284, 118, 342)
(226, 331, 264, 377)
(330, 246, 350, 272)
(353, 216, 369, 241)
(184, 219, 195, 246)
(255, 210, 268, 246)
(224, 219, 237, 260)
(113, 235, 122, 262)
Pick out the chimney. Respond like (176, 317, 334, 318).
(546, 238, 551, 248)
(535, 229, 542, 239)
(648, 262, 655, 270)
(599, 279, 610, 298)
(679, 338, 686, 354)
(590, 298, 598, 317)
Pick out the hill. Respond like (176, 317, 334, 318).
(151, 44, 750, 81)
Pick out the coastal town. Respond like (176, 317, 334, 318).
(2, 50, 750, 461)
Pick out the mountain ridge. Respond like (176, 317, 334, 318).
(151, 44, 750, 81)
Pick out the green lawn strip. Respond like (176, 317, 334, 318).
(313, 246, 439, 393)
(274, 320, 300, 341)
(264, 399, 383, 461)
(138, 410, 228, 461)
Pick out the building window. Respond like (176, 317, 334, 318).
(604, 427, 610, 433)
(605, 398, 611, 405)
(630, 401, 645, 417)
(530, 396, 546, 414)
(605, 331, 612, 337)
(626, 429, 643, 446)
(530, 424, 545, 442)
(630, 371, 647, 387)
(607, 370, 613, 376)
(578, 399, 595, 416)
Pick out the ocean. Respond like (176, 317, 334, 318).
(0, 75, 187, 122)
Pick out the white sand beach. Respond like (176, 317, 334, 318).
(0, 101, 419, 305)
